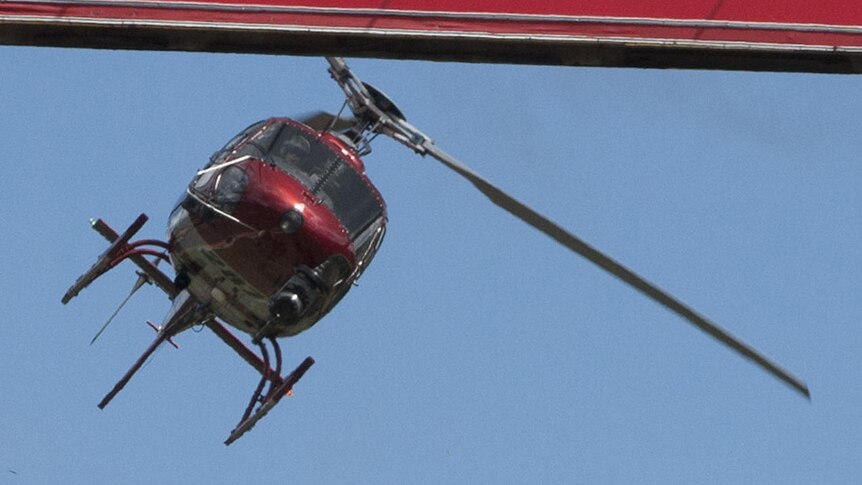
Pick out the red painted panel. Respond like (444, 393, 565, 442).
(2, 1, 862, 71)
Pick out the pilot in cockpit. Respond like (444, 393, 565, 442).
(277, 135, 311, 168)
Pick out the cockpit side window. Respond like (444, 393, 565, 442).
(209, 120, 268, 166)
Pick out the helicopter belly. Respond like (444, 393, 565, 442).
(168, 189, 361, 337)
(168, 206, 272, 333)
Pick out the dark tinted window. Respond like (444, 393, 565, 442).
(263, 122, 383, 239)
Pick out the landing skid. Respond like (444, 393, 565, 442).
(206, 320, 314, 445)
(225, 355, 314, 445)
(62, 214, 175, 305)
(99, 316, 314, 444)
(67, 214, 316, 444)
(98, 290, 202, 409)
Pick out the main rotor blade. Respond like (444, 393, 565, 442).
(419, 140, 810, 399)
(322, 55, 808, 398)
(296, 111, 355, 132)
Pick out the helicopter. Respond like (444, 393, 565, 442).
(63, 57, 809, 445)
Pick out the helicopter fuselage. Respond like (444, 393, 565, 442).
(167, 118, 387, 337)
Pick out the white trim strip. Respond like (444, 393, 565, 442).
(4, 14, 862, 52)
(197, 155, 252, 175)
(185, 188, 256, 231)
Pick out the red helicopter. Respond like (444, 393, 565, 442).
(63, 57, 809, 445)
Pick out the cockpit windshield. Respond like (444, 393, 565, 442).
(216, 120, 383, 241)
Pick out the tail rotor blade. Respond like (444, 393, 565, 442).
(296, 111, 355, 132)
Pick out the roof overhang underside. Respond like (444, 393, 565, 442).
(2, 1, 862, 73)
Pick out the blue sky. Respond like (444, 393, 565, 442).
(1, 47, 861, 484)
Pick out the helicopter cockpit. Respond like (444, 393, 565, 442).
(194, 119, 385, 246)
